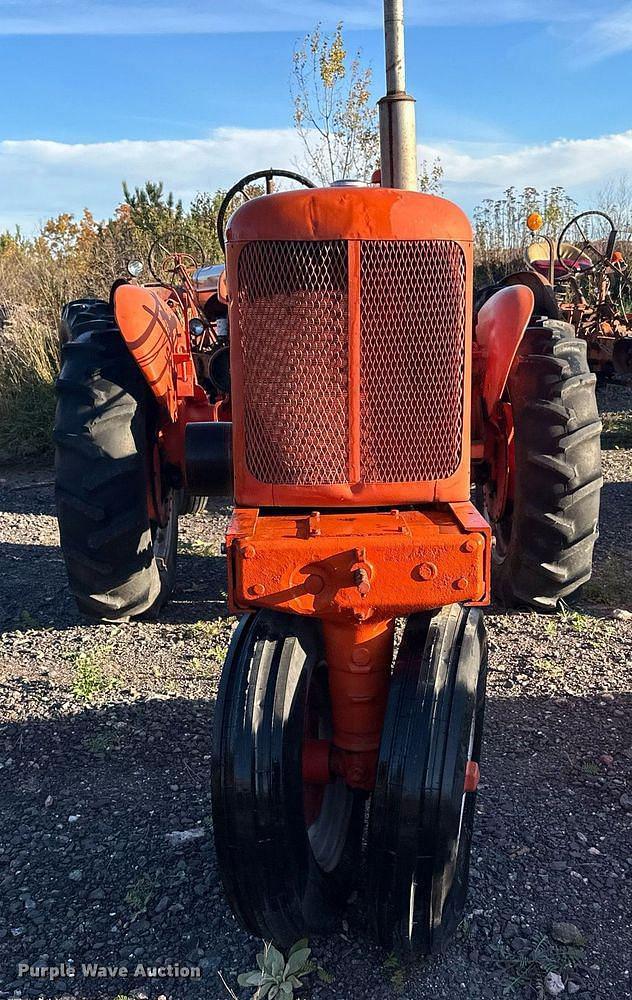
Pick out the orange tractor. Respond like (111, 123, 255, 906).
(54, 0, 602, 955)
(54, 172, 313, 620)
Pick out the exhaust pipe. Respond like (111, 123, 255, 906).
(378, 0, 417, 190)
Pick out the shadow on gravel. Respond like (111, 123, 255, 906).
(599, 478, 632, 513)
(0, 687, 630, 1000)
(0, 542, 227, 632)
(0, 487, 56, 519)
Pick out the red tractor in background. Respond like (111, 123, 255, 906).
(522, 208, 632, 376)
(54, 0, 602, 956)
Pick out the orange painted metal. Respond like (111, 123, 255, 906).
(227, 505, 490, 777)
(113, 284, 198, 420)
(222, 185, 486, 790)
(113, 283, 217, 503)
(483, 401, 515, 524)
(225, 187, 474, 509)
(227, 186, 472, 244)
(473, 284, 534, 420)
(464, 760, 480, 793)
(226, 505, 490, 620)
(322, 617, 395, 755)
(472, 285, 532, 523)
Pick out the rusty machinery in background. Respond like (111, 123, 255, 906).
(53, 0, 602, 956)
(522, 209, 632, 376)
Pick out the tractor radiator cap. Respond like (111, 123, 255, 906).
(330, 178, 367, 187)
(185, 421, 233, 497)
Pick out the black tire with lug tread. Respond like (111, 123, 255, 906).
(492, 319, 602, 610)
(367, 605, 488, 956)
(212, 610, 365, 948)
(177, 491, 207, 516)
(59, 297, 120, 347)
(54, 298, 177, 621)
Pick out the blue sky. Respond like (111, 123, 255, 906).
(1, 1, 632, 232)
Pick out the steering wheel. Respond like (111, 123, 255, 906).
(557, 211, 617, 276)
(216, 169, 315, 252)
(148, 231, 206, 283)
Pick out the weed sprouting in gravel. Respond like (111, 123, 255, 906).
(540, 608, 615, 649)
(581, 760, 602, 776)
(178, 537, 217, 557)
(83, 730, 120, 753)
(186, 618, 236, 673)
(533, 656, 564, 677)
(561, 609, 599, 633)
(499, 934, 583, 995)
(124, 873, 156, 913)
(231, 940, 314, 999)
(18, 608, 41, 630)
(316, 965, 335, 985)
(383, 952, 407, 994)
(72, 645, 119, 700)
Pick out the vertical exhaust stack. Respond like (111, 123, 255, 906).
(379, 0, 417, 190)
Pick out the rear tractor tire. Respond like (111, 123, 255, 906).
(486, 320, 602, 610)
(54, 298, 178, 621)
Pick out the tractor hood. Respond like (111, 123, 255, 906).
(226, 186, 472, 245)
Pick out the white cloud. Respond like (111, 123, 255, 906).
(0, 128, 305, 232)
(572, 3, 632, 61)
(0, 0, 604, 34)
(429, 131, 632, 197)
(1, 126, 632, 233)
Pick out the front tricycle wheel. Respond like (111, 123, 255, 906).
(211, 611, 364, 947)
(367, 605, 487, 956)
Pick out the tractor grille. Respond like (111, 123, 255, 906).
(237, 239, 466, 487)
(360, 241, 466, 482)
(237, 240, 349, 484)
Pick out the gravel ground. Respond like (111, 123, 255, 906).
(0, 382, 631, 1000)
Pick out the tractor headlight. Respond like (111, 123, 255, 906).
(127, 259, 144, 278)
(189, 317, 205, 337)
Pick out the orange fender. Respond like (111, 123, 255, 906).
(113, 284, 182, 420)
(474, 285, 534, 418)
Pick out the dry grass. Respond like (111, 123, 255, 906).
(0, 192, 203, 462)
(0, 313, 59, 463)
(0, 241, 106, 463)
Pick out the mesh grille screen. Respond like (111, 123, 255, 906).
(237, 241, 349, 485)
(359, 240, 466, 482)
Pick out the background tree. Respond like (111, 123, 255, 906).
(473, 185, 577, 284)
(292, 21, 443, 191)
(418, 157, 444, 195)
(122, 180, 184, 238)
(291, 22, 379, 184)
(597, 174, 632, 233)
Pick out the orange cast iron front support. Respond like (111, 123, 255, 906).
(321, 617, 395, 790)
(227, 505, 491, 791)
